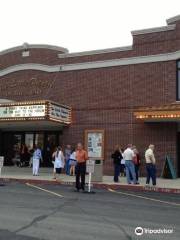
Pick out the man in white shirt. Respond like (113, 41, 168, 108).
(145, 144, 156, 186)
(123, 144, 137, 184)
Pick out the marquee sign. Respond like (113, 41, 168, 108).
(49, 103, 71, 124)
(0, 100, 71, 124)
(0, 104, 45, 118)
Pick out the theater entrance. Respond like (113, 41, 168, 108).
(0, 99, 72, 167)
(1, 131, 62, 167)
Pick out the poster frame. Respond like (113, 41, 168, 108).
(84, 129, 105, 160)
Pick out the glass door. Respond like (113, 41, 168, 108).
(44, 133, 59, 167)
(12, 134, 22, 165)
(2, 131, 60, 167)
(35, 133, 44, 149)
(25, 133, 34, 151)
(2, 133, 14, 165)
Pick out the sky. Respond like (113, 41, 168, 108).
(0, 0, 180, 53)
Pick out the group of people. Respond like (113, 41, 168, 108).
(32, 143, 88, 192)
(52, 145, 79, 179)
(112, 144, 156, 186)
(30, 142, 156, 190)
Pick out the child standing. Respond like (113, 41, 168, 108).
(69, 149, 77, 176)
(52, 146, 65, 179)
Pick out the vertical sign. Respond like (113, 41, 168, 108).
(85, 130, 105, 160)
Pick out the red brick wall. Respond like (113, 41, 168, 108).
(0, 60, 177, 176)
(0, 48, 63, 69)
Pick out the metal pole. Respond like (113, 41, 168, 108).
(88, 172, 92, 193)
(0, 167, 3, 186)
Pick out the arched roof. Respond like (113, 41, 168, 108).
(0, 43, 68, 56)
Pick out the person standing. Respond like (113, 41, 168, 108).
(69, 148, 77, 176)
(32, 145, 42, 176)
(75, 143, 88, 192)
(65, 145, 71, 175)
(120, 148, 125, 177)
(145, 144, 156, 186)
(132, 146, 141, 184)
(52, 146, 65, 179)
(111, 145, 123, 182)
(123, 144, 137, 184)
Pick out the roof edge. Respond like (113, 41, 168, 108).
(167, 15, 180, 24)
(0, 43, 69, 56)
(58, 46, 132, 58)
(131, 24, 176, 36)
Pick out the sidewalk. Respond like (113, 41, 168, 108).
(1, 167, 180, 194)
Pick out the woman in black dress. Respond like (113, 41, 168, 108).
(111, 145, 123, 182)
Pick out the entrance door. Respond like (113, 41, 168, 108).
(25, 134, 34, 150)
(44, 133, 59, 167)
(13, 134, 22, 165)
(2, 133, 23, 165)
(1, 131, 60, 166)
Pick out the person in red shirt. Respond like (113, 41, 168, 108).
(75, 143, 88, 192)
(132, 146, 141, 184)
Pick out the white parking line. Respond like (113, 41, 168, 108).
(26, 183, 64, 198)
(108, 188, 180, 207)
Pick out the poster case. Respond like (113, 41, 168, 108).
(85, 130, 105, 160)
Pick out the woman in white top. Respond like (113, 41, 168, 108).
(69, 149, 77, 176)
(52, 146, 65, 179)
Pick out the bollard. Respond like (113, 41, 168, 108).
(0, 156, 5, 186)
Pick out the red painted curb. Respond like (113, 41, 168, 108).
(1, 177, 180, 194)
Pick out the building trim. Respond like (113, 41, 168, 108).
(131, 24, 176, 36)
(58, 46, 132, 58)
(0, 64, 61, 76)
(61, 50, 180, 71)
(0, 44, 68, 56)
(167, 15, 180, 24)
(1, 50, 180, 76)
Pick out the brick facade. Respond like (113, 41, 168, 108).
(0, 16, 180, 176)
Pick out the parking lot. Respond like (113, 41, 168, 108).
(0, 182, 180, 240)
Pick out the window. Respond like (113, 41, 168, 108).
(35, 133, 44, 149)
(22, 50, 30, 57)
(25, 134, 34, 150)
(177, 61, 180, 100)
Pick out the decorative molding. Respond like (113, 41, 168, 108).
(0, 44, 68, 56)
(58, 46, 132, 58)
(60, 50, 180, 71)
(1, 50, 180, 76)
(0, 64, 61, 76)
(167, 15, 180, 24)
(131, 24, 176, 36)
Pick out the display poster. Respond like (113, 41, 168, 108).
(85, 130, 104, 160)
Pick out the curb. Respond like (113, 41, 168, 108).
(1, 177, 180, 194)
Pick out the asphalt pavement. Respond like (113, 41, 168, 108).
(0, 182, 179, 240)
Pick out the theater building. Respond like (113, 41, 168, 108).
(1, 15, 180, 176)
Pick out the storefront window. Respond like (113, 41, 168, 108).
(12, 134, 22, 164)
(25, 134, 34, 151)
(35, 133, 44, 149)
